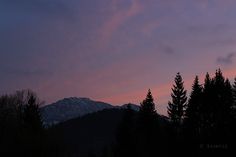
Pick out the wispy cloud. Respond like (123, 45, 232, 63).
(159, 43, 175, 54)
(0, 66, 53, 77)
(141, 21, 160, 37)
(217, 52, 235, 65)
(98, 0, 143, 48)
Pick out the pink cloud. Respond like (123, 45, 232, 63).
(199, 0, 209, 9)
(222, 68, 236, 79)
(99, 82, 172, 106)
(198, 0, 235, 11)
(141, 21, 160, 37)
(98, 0, 143, 48)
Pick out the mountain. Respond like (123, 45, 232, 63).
(49, 109, 127, 157)
(40, 97, 140, 126)
(47, 108, 170, 157)
(119, 103, 140, 111)
(40, 97, 114, 125)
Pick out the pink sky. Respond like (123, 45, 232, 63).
(1, 0, 236, 115)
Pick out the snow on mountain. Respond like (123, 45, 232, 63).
(120, 103, 140, 111)
(40, 97, 114, 126)
(40, 97, 140, 126)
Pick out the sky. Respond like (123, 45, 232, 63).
(1, 0, 236, 115)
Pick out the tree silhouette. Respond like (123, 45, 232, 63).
(231, 77, 236, 144)
(140, 89, 156, 117)
(1, 69, 236, 157)
(168, 72, 187, 126)
(198, 72, 216, 143)
(0, 90, 47, 157)
(136, 89, 158, 157)
(23, 92, 43, 133)
(233, 77, 236, 115)
(200, 69, 234, 143)
(184, 76, 202, 141)
(210, 70, 233, 142)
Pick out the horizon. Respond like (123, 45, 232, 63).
(1, 0, 236, 115)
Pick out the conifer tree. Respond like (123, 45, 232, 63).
(201, 72, 214, 138)
(231, 77, 236, 142)
(140, 89, 156, 117)
(184, 76, 202, 138)
(233, 77, 236, 112)
(168, 72, 187, 126)
(137, 89, 158, 157)
(204, 73, 212, 90)
(213, 70, 232, 141)
(202, 69, 234, 142)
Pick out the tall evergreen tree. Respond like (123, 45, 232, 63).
(136, 89, 158, 157)
(231, 77, 236, 143)
(233, 77, 236, 113)
(168, 72, 187, 126)
(184, 76, 202, 139)
(216, 75, 233, 142)
(140, 89, 156, 117)
(201, 72, 214, 141)
(201, 69, 234, 142)
(204, 72, 212, 90)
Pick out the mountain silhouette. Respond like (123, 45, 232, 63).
(48, 108, 169, 157)
(40, 97, 139, 125)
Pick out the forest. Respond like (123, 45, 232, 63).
(0, 69, 235, 157)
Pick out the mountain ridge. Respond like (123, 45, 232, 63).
(40, 97, 140, 125)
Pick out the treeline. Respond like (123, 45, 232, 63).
(0, 90, 66, 157)
(0, 69, 236, 157)
(111, 69, 236, 157)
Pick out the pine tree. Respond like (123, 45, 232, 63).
(202, 69, 234, 142)
(184, 76, 202, 139)
(140, 89, 156, 116)
(204, 72, 212, 91)
(233, 77, 236, 113)
(168, 72, 187, 126)
(212, 70, 226, 125)
(201, 72, 214, 140)
(136, 89, 158, 157)
(230, 77, 236, 143)
(213, 70, 233, 142)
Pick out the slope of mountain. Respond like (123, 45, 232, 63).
(120, 103, 140, 111)
(40, 97, 140, 125)
(49, 109, 126, 157)
(47, 108, 125, 157)
(40, 97, 114, 125)
(47, 108, 169, 157)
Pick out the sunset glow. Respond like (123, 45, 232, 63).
(1, 0, 236, 115)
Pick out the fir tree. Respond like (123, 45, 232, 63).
(184, 76, 202, 139)
(201, 72, 214, 140)
(168, 72, 187, 126)
(231, 77, 236, 143)
(137, 89, 158, 157)
(233, 77, 236, 112)
(202, 69, 234, 142)
(215, 75, 233, 141)
(204, 72, 212, 91)
(140, 89, 156, 117)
